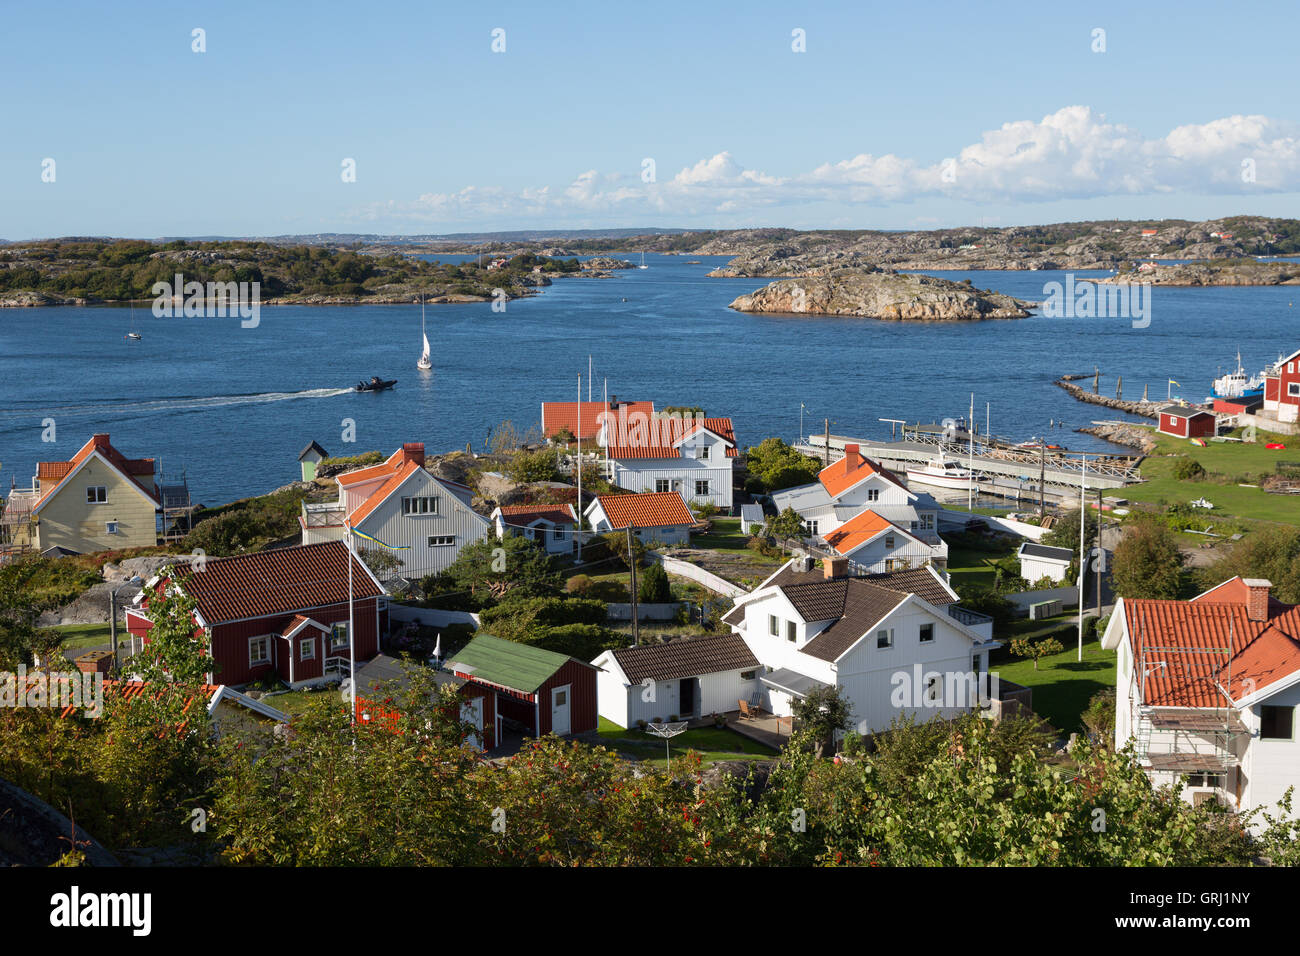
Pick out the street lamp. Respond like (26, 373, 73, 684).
(111, 575, 143, 667)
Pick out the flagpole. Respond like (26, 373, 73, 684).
(576, 373, 583, 564)
(1077, 454, 1086, 663)
(346, 521, 356, 725)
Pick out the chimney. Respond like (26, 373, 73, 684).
(92, 434, 110, 450)
(824, 556, 848, 580)
(402, 442, 426, 466)
(1244, 578, 1272, 623)
(609, 394, 618, 408)
(844, 443, 860, 461)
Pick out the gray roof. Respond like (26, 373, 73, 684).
(761, 667, 831, 698)
(357, 653, 464, 695)
(1019, 542, 1074, 562)
(609, 633, 758, 685)
(740, 503, 764, 523)
(771, 481, 832, 511)
(298, 440, 328, 461)
(1158, 405, 1213, 418)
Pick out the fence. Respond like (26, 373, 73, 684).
(387, 604, 481, 628)
(651, 554, 748, 598)
(606, 602, 682, 622)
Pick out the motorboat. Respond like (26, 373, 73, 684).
(356, 377, 397, 392)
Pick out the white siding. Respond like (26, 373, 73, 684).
(610, 460, 733, 510)
(1020, 554, 1070, 584)
(592, 652, 762, 727)
(357, 471, 489, 579)
(842, 532, 936, 575)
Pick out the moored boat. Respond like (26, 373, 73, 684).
(1210, 352, 1265, 401)
(906, 453, 980, 490)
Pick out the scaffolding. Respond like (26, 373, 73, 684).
(0, 481, 38, 560)
(1132, 628, 1248, 804)
(157, 469, 194, 543)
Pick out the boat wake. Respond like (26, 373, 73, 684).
(0, 387, 352, 422)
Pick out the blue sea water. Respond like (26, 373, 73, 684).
(1, 254, 1297, 506)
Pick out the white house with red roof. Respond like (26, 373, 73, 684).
(824, 510, 936, 574)
(490, 503, 578, 555)
(3, 434, 161, 555)
(300, 443, 489, 580)
(596, 409, 738, 511)
(583, 491, 696, 545)
(1103, 576, 1300, 818)
(771, 444, 946, 568)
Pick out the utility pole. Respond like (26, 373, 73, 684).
(1096, 486, 1104, 615)
(823, 418, 831, 468)
(1038, 444, 1046, 517)
(627, 525, 640, 645)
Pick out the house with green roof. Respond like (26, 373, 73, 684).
(447, 634, 598, 741)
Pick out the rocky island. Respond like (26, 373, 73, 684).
(728, 270, 1032, 320)
(1095, 258, 1300, 286)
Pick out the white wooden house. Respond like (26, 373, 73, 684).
(720, 558, 998, 735)
(583, 491, 695, 546)
(596, 410, 738, 512)
(299, 443, 490, 579)
(1017, 541, 1073, 584)
(825, 510, 936, 574)
(491, 503, 578, 556)
(771, 444, 946, 568)
(1103, 576, 1300, 823)
(591, 632, 761, 728)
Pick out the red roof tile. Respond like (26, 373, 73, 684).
(347, 460, 423, 525)
(591, 492, 695, 530)
(605, 416, 738, 460)
(542, 400, 654, 441)
(818, 445, 905, 498)
(824, 510, 914, 557)
(34, 434, 158, 508)
(160, 541, 383, 625)
(497, 504, 577, 527)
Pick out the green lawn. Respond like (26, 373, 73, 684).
(993, 636, 1115, 734)
(1123, 425, 1300, 525)
(260, 687, 344, 716)
(596, 716, 778, 767)
(945, 536, 1018, 593)
(54, 621, 117, 651)
(691, 518, 783, 564)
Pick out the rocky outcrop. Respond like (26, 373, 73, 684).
(729, 270, 1031, 320)
(582, 256, 634, 271)
(1055, 379, 1163, 419)
(708, 249, 879, 278)
(1078, 422, 1158, 453)
(1095, 260, 1300, 286)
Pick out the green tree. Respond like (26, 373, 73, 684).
(791, 684, 852, 758)
(744, 438, 823, 492)
(1111, 516, 1184, 599)
(637, 562, 671, 603)
(506, 449, 560, 483)
(1200, 525, 1300, 602)
(127, 574, 213, 686)
(361, 547, 404, 581)
(1009, 635, 1064, 671)
(764, 507, 806, 553)
(424, 535, 561, 608)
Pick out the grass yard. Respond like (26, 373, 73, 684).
(993, 636, 1116, 734)
(690, 518, 784, 564)
(54, 621, 117, 651)
(945, 536, 1019, 593)
(1123, 425, 1300, 525)
(596, 716, 778, 767)
(260, 687, 344, 716)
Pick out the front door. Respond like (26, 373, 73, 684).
(461, 698, 484, 750)
(679, 677, 697, 717)
(551, 685, 571, 736)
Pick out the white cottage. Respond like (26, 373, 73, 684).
(597, 409, 738, 512)
(584, 491, 696, 546)
(591, 632, 762, 728)
(825, 509, 936, 574)
(721, 558, 998, 735)
(771, 444, 946, 567)
(299, 443, 490, 579)
(1103, 576, 1300, 821)
(1017, 541, 1073, 584)
(491, 503, 578, 556)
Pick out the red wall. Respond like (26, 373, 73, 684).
(1159, 413, 1213, 439)
(537, 659, 598, 736)
(210, 599, 380, 685)
(1158, 413, 1188, 438)
(1282, 360, 1300, 407)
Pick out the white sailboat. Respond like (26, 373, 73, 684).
(638, 252, 648, 270)
(416, 295, 432, 371)
(125, 302, 141, 341)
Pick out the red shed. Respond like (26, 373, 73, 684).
(124, 541, 388, 688)
(1269, 348, 1300, 424)
(1157, 405, 1216, 439)
(447, 634, 598, 740)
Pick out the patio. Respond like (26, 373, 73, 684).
(726, 709, 796, 750)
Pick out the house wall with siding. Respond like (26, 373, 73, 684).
(358, 471, 489, 579)
(610, 457, 734, 510)
(37, 457, 156, 553)
(1244, 681, 1300, 821)
(537, 659, 598, 736)
(843, 533, 935, 574)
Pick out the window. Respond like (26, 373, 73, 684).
(552, 527, 563, 540)
(655, 479, 672, 493)
(802, 519, 819, 536)
(919, 623, 934, 643)
(1289, 383, 1300, 398)
(919, 513, 934, 530)
(787, 620, 797, 643)
(885, 558, 907, 571)
(740, 669, 758, 681)
(884, 535, 896, 549)
(926, 675, 941, 704)
(299, 638, 316, 661)
(876, 628, 893, 649)
(866, 488, 880, 502)
(86, 486, 107, 504)
(105, 521, 119, 535)
(249, 636, 270, 667)
(401, 496, 440, 516)
(330, 627, 349, 650)
(427, 535, 455, 548)
(1186, 772, 1227, 789)
(768, 614, 779, 637)
(694, 479, 710, 497)
(1261, 705, 1294, 740)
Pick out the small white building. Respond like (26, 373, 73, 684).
(720, 558, 999, 736)
(591, 632, 762, 727)
(825, 510, 936, 574)
(597, 409, 738, 512)
(491, 503, 578, 556)
(584, 491, 695, 546)
(1017, 541, 1074, 584)
(771, 444, 946, 568)
(1103, 577, 1300, 823)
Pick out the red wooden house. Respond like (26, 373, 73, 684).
(446, 634, 598, 743)
(125, 541, 388, 688)
(1157, 405, 1216, 439)
(1264, 348, 1300, 424)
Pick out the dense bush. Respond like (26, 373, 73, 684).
(1172, 457, 1206, 481)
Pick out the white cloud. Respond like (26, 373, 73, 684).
(356, 107, 1300, 226)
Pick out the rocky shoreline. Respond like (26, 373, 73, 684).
(729, 270, 1031, 320)
(1078, 422, 1158, 453)
(1055, 379, 1163, 419)
(1094, 259, 1300, 286)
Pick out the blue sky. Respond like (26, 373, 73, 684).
(3, 0, 1298, 238)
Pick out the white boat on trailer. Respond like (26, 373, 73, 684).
(906, 452, 980, 490)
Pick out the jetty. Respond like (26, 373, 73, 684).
(1055, 377, 1164, 419)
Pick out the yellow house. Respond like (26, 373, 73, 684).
(22, 434, 161, 554)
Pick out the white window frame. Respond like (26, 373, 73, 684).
(402, 496, 440, 516)
(105, 520, 119, 535)
(427, 535, 455, 548)
(919, 513, 934, 530)
(330, 629, 349, 650)
(884, 535, 896, 549)
(249, 636, 271, 667)
(786, 620, 797, 643)
(299, 637, 316, 661)
(1289, 382, 1300, 398)
(694, 479, 710, 497)
(86, 485, 107, 504)
(803, 519, 819, 536)
(655, 479, 672, 493)
(866, 488, 880, 502)
(768, 614, 779, 637)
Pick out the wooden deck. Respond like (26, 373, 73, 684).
(727, 711, 795, 750)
